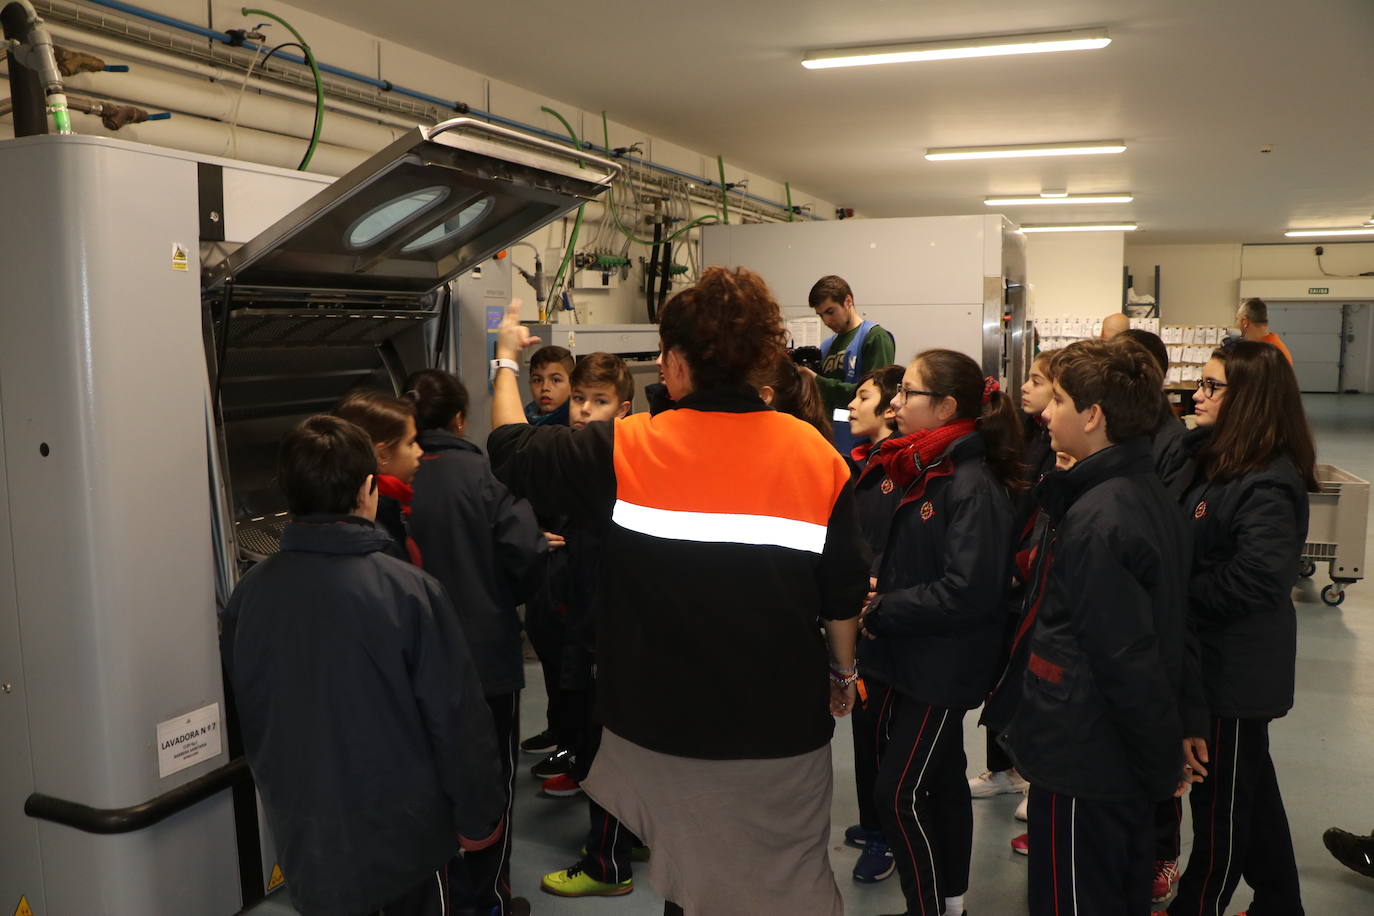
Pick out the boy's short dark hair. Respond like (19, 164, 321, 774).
(1117, 329, 1169, 374)
(1049, 339, 1162, 443)
(857, 364, 905, 420)
(528, 345, 574, 374)
(571, 351, 635, 403)
(807, 275, 853, 309)
(277, 415, 376, 516)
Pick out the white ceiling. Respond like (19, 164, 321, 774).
(288, 0, 1374, 244)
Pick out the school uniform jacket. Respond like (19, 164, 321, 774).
(858, 433, 1016, 711)
(220, 517, 503, 915)
(1002, 439, 1192, 803)
(1168, 427, 1309, 720)
(1151, 401, 1189, 490)
(488, 385, 869, 760)
(409, 430, 546, 697)
(852, 444, 902, 574)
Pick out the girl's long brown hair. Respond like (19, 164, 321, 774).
(1202, 340, 1318, 491)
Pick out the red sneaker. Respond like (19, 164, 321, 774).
(1010, 833, 1028, 856)
(540, 773, 583, 798)
(1151, 859, 1180, 903)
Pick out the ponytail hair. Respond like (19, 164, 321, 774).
(402, 368, 469, 431)
(753, 351, 831, 440)
(914, 348, 1027, 493)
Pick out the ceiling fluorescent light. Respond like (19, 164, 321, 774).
(802, 28, 1110, 69)
(985, 194, 1134, 206)
(1284, 227, 1374, 238)
(925, 141, 1126, 161)
(1019, 223, 1138, 233)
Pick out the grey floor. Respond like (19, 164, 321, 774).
(253, 394, 1374, 915)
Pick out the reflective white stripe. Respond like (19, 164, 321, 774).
(612, 500, 828, 554)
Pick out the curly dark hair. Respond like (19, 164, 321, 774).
(659, 266, 788, 391)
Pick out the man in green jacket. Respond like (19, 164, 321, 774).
(800, 275, 896, 453)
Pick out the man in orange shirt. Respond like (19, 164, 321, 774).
(1237, 298, 1294, 363)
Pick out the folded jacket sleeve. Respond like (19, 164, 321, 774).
(487, 421, 616, 523)
(1066, 528, 1182, 792)
(1189, 480, 1303, 625)
(408, 577, 505, 839)
(482, 466, 547, 605)
(818, 481, 869, 621)
(865, 482, 1012, 637)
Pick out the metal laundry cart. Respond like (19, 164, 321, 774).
(1299, 464, 1369, 606)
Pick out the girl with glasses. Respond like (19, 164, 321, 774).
(1167, 340, 1318, 916)
(859, 349, 1025, 916)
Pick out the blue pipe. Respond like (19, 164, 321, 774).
(82, 0, 820, 219)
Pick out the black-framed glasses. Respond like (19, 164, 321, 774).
(1196, 377, 1228, 398)
(896, 386, 938, 400)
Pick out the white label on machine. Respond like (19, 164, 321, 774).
(156, 703, 222, 778)
(833, 408, 850, 422)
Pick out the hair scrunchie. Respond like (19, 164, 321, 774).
(982, 376, 1000, 406)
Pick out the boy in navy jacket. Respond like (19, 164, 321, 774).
(1003, 339, 1193, 916)
(221, 415, 504, 916)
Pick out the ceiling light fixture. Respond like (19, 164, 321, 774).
(1019, 223, 1138, 233)
(925, 140, 1127, 161)
(802, 28, 1110, 70)
(1284, 228, 1374, 238)
(985, 193, 1134, 206)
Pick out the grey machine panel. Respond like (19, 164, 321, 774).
(0, 135, 237, 915)
(0, 118, 619, 915)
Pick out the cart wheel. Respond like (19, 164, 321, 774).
(1298, 559, 1317, 579)
(1321, 584, 1346, 607)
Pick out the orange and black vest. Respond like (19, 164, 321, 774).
(490, 386, 869, 759)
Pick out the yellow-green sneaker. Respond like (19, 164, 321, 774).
(541, 865, 634, 897)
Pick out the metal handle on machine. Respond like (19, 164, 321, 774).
(24, 757, 252, 835)
(426, 117, 623, 183)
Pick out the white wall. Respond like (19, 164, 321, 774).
(1126, 241, 1374, 326)
(1024, 231, 1125, 319)
(0, 1, 838, 326)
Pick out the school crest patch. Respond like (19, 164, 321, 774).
(920, 500, 935, 521)
(880, 478, 894, 495)
(1194, 499, 1208, 520)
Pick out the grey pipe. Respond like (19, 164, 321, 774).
(1, 0, 70, 134)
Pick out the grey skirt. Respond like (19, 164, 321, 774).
(582, 729, 845, 915)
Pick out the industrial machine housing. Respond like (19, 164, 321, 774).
(0, 120, 617, 915)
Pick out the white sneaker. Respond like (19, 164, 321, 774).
(968, 769, 1029, 798)
(1014, 786, 1029, 821)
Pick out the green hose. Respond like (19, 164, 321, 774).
(785, 182, 794, 222)
(242, 8, 324, 171)
(542, 106, 584, 321)
(716, 155, 729, 225)
(600, 111, 719, 246)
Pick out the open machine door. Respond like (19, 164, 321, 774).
(202, 119, 619, 564)
(205, 117, 619, 298)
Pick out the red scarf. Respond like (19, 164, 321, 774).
(376, 474, 414, 516)
(875, 418, 977, 492)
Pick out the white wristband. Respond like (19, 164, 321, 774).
(490, 358, 519, 383)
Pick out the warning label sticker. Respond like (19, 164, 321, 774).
(15, 896, 34, 916)
(171, 243, 189, 271)
(267, 864, 285, 891)
(156, 702, 222, 778)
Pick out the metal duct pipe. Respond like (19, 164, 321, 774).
(2, 0, 68, 135)
(59, 62, 404, 152)
(0, 104, 372, 174)
(44, 22, 425, 133)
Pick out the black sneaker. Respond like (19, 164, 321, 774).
(531, 748, 575, 780)
(520, 729, 558, 755)
(1324, 826, 1374, 878)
